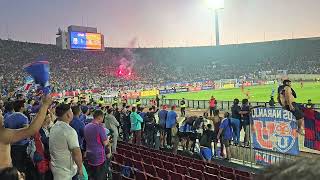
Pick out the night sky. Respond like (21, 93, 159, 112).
(0, 0, 319, 47)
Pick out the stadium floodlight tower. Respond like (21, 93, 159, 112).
(206, 0, 224, 46)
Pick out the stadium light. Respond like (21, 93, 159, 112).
(206, 0, 224, 46)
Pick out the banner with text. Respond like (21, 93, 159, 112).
(252, 108, 299, 155)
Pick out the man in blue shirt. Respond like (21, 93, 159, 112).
(4, 100, 30, 173)
(70, 105, 85, 151)
(158, 105, 168, 148)
(166, 106, 177, 147)
(217, 112, 233, 161)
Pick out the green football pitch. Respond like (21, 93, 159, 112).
(163, 82, 320, 103)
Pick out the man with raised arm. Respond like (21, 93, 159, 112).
(0, 95, 52, 171)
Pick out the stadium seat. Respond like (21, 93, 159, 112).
(169, 171, 184, 180)
(236, 175, 251, 180)
(122, 175, 134, 180)
(235, 170, 251, 177)
(191, 162, 205, 171)
(220, 170, 235, 180)
(112, 171, 121, 180)
(113, 153, 124, 164)
(206, 163, 220, 169)
(158, 154, 168, 161)
(204, 172, 219, 180)
(111, 161, 122, 172)
(162, 161, 175, 172)
(142, 155, 153, 165)
(117, 148, 125, 155)
(135, 170, 147, 180)
(152, 158, 163, 168)
(123, 157, 133, 167)
(155, 167, 170, 180)
(133, 153, 142, 161)
(220, 166, 234, 173)
(133, 160, 144, 171)
(185, 175, 198, 180)
(188, 168, 204, 180)
(124, 150, 134, 158)
(175, 164, 189, 175)
(180, 159, 191, 167)
(205, 166, 219, 176)
(146, 174, 162, 180)
(144, 163, 157, 176)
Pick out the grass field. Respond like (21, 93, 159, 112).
(164, 82, 320, 103)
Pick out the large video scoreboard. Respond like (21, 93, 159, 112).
(70, 32, 102, 50)
(56, 25, 104, 51)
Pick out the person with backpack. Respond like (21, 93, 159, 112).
(217, 112, 233, 161)
(200, 124, 215, 163)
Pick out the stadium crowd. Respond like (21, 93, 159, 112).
(1, 38, 320, 95)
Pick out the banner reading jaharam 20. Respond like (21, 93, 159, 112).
(252, 108, 299, 155)
(140, 90, 159, 97)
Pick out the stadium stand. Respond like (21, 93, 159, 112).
(1, 38, 320, 94)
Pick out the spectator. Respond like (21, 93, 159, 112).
(200, 124, 215, 163)
(4, 100, 30, 174)
(145, 107, 156, 148)
(278, 79, 304, 134)
(130, 107, 143, 145)
(209, 96, 216, 117)
(158, 105, 168, 148)
(240, 99, 251, 147)
(180, 98, 186, 117)
(70, 105, 85, 151)
(217, 112, 233, 161)
(0, 95, 51, 172)
(84, 110, 109, 180)
(166, 105, 177, 148)
(231, 98, 241, 146)
(104, 108, 120, 153)
(49, 103, 83, 180)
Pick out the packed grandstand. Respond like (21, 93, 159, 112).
(1, 37, 320, 95)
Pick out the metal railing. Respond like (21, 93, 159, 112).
(102, 97, 320, 111)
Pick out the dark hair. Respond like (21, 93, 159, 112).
(207, 124, 212, 129)
(224, 112, 230, 118)
(234, 98, 239, 104)
(242, 99, 249, 105)
(55, 104, 71, 117)
(171, 105, 176, 110)
(107, 108, 113, 114)
(149, 107, 153, 111)
(0, 167, 20, 180)
(4, 101, 14, 112)
(132, 107, 136, 112)
(13, 100, 25, 112)
(71, 105, 81, 116)
(93, 110, 104, 119)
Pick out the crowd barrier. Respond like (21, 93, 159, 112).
(102, 97, 320, 111)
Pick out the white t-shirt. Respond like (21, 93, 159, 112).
(49, 121, 79, 180)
